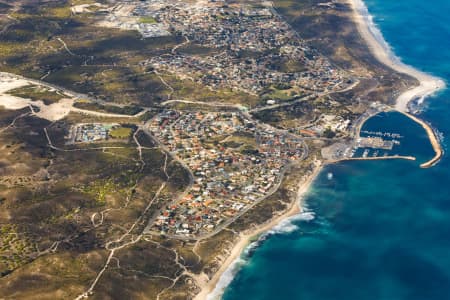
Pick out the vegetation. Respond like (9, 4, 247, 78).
(0, 224, 35, 276)
(7, 85, 65, 105)
(166, 75, 259, 107)
(82, 179, 117, 206)
(0, 0, 419, 298)
(263, 85, 296, 101)
(323, 127, 336, 138)
(0, 113, 182, 296)
(109, 126, 133, 139)
(74, 101, 144, 115)
(139, 16, 157, 24)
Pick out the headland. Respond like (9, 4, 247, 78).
(348, 0, 445, 168)
(348, 0, 445, 112)
(200, 1, 446, 299)
(0, 0, 445, 299)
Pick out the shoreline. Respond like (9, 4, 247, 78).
(348, 0, 445, 168)
(197, 1, 448, 299)
(195, 163, 323, 300)
(198, 1, 448, 299)
(347, 0, 446, 113)
(399, 111, 443, 168)
(197, 152, 424, 299)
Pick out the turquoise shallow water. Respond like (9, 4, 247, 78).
(222, 0, 450, 299)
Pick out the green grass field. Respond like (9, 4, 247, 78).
(109, 126, 133, 139)
(139, 16, 157, 24)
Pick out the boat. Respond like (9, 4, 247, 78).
(362, 149, 370, 158)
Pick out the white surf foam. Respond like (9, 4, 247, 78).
(206, 207, 315, 300)
(206, 255, 248, 300)
(350, 0, 446, 112)
(266, 210, 316, 235)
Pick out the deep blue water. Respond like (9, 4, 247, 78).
(222, 0, 450, 299)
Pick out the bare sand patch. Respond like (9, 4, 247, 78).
(71, 3, 104, 14)
(35, 98, 75, 122)
(0, 73, 75, 121)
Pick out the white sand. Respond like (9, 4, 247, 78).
(0, 72, 141, 121)
(35, 98, 75, 121)
(0, 75, 32, 109)
(348, 0, 445, 112)
(0, 73, 74, 121)
(71, 3, 104, 14)
(0, 94, 31, 110)
(348, 0, 444, 166)
(0, 76, 29, 94)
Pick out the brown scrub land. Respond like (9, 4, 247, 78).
(0, 0, 435, 299)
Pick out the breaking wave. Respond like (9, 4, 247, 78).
(206, 255, 248, 300)
(266, 209, 316, 236)
(206, 206, 315, 300)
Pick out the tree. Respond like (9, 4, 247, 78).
(323, 127, 336, 138)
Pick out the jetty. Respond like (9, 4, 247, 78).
(399, 112, 443, 168)
(337, 155, 416, 163)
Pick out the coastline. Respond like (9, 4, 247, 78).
(400, 111, 443, 168)
(196, 154, 418, 300)
(348, 0, 446, 113)
(194, 163, 323, 300)
(348, 0, 445, 168)
(197, 1, 447, 299)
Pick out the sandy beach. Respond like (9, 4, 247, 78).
(348, 0, 445, 113)
(195, 163, 323, 300)
(197, 2, 448, 299)
(348, 0, 444, 167)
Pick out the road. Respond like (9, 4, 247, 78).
(0, 71, 152, 112)
(140, 111, 310, 241)
(1, 68, 360, 245)
(140, 118, 196, 234)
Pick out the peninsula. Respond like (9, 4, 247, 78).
(348, 0, 444, 168)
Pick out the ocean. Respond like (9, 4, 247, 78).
(219, 0, 450, 299)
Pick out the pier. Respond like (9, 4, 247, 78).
(357, 136, 396, 151)
(338, 155, 416, 163)
(325, 155, 416, 166)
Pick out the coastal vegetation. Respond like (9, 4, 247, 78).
(7, 85, 65, 105)
(73, 101, 143, 115)
(0, 0, 438, 299)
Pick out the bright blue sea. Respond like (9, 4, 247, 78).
(221, 0, 450, 299)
